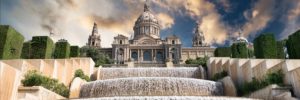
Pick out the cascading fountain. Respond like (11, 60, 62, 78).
(80, 77, 223, 98)
(91, 67, 205, 80)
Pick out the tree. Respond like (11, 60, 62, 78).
(254, 34, 277, 58)
(231, 42, 248, 58)
(214, 47, 231, 57)
(286, 30, 300, 59)
(276, 41, 285, 59)
(80, 47, 113, 67)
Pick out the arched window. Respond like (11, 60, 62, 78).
(143, 50, 151, 61)
(156, 51, 163, 61)
(131, 52, 138, 61)
(172, 40, 175, 44)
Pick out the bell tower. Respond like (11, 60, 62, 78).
(192, 23, 206, 47)
(88, 22, 101, 48)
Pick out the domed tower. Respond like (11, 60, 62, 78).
(192, 23, 206, 47)
(133, 1, 161, 39)
(235, 29, 248, 43)
(88, 22, 101, 48)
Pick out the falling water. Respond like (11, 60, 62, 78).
(77, 96, 258, 100)
(93, 67, 205, 80)
(80, 77, 223, 98)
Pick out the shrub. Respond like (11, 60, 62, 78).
(80, 47, 113, 67)
(286, 30, 300, 59)
(70, 46, 80, 57)
(0, 25, 24, 59)
(214, 47, 231, 57)
(54, 41, 70, 59)
(231, 42, 248, 58)
(237, 70, 284, 96)
(254, 34, 277, 58)
(21, 41, 32, 59)
(211, 70, 228, 81)
(74, 69, 90, 82)
(276, 41, 285, 59)
(21, 70, 69, 97)
(31, 36, 54, 59)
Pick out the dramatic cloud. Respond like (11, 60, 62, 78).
(280, 0, 300, 39)
(157, 13, 174, 29)
(242, 0, 275, 38)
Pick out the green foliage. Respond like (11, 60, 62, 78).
(70, 46, 80, 57)
(31, 36, 54, 59)
(214, 47, 231, 57)
(80, 47, 113, 67)
(276, 41, 285, 59)
(0, 25, 24, 59)
(21, 70, 69, 97)
(211, 70, 228, 81)
(231, 42, 248, 58)
(238, 70, 284, 96)
(254, 34, 278, 58)
(54, 41, 70, 59)
(248, 49, 254, 58)
(185, 56, 209, 70)
(21, 41, 32, 59)
(74, 69, 90, 82)
(286, 30, 300, 59)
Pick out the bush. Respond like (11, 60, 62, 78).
(231, 42, 248, 58)
(74, 69, 90, 82)
(54, 41, 70, 59)
(276, 41, 285, 59)
(286, 30, 300, 59)
(214, 47, 231, 57)
(21, 41, 32, 59)
(31, 36, 54, 59)
(254, 34, 277, 58)
(70, 46, 80, 57)
(211, 70, 228, 81)
(21, 70, 69, 97)
(238, 70, 284, 96)
(0, 25, 24, 59)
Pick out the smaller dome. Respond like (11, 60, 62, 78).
(236, 36, 248, 43)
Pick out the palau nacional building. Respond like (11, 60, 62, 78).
(86, 3, 215, 64)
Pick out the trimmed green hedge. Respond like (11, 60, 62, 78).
(21, 41, 32, 59)
(254, 34, 277, 58)
(286, 30, 300, 59)
(231, 42, 248, 58)
(31, 36, 54, 59)
(211, 70, 228, 81)
(276, 41, 285, 59)
(54, 41, 70, 59)
(70, 46, 80, 57)
(214, 47, 231, 57)
(21, 70, 69, 97)
(0, 25, 24, 59)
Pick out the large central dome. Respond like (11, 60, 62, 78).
(133, 2, 161, 39)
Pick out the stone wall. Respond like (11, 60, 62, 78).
(0, 58, 94, 100)
(208, 57, 300, 97)
(18, 86, 66, 100)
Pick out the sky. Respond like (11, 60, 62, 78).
(0, 0, 299, 47)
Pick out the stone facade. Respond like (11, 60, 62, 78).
(87, 23, 101, 48)
(90, 2, 215, 64)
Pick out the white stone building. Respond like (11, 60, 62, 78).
(88, 2, 215, 64)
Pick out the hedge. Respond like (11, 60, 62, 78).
(21, 70, 69, 97)
(0, 25, 24, 59)
(254, 34, 277, 58)
(276, 41, 285, 59)
(214, 47, 231, 57)
(31, 36, 54, 59)
(231, 42, 248, 58)
(70, 46, 80, 57)
(21, 41, 31, 59)
(286, 30, 300, 59)
(74, 69, 90, 82)
(54, 41, 70, 59)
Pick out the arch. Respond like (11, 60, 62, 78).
(131, 52, 138, 61)
(143, 50, 151, 61)
(156, 51, 163, 61)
